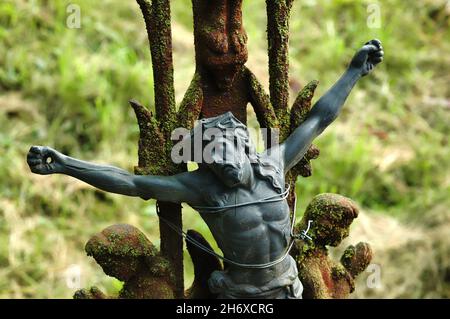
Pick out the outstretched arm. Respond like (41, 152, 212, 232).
(26, 146, 200, 204)
(282, 39, 384, 172)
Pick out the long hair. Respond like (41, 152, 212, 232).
(197, 112, 284, 193)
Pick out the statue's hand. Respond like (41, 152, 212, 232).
(27, 145, 66, 175)
(349, 39, 384, 76)
(340, 242, 373, 278)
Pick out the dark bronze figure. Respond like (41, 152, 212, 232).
(27, 39, 383, 298)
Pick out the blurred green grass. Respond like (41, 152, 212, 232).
(0, 0, 449, 298)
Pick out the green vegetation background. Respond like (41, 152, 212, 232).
(0, 0, 449, 298)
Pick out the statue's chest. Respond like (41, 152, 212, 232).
(200, 181, 290, 232)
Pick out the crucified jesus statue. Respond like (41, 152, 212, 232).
(27, 40, 383, 299)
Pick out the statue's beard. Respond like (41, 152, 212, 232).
(209, 152, 283, 192)
(209, 162, 245, 188)
(222, 164, 244, 187)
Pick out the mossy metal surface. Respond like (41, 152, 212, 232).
(72, 0, 373, 300)
(292, 194, 373, 298)
(76, 224, 177, 299)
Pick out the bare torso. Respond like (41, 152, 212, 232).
(26, 38, 384, 298)
(189, 165, 292, 286)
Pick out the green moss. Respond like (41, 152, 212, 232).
(331, 264, 348, 280)
(153, 256, 177, 285)
(266, 0, 292, 116)
(246, 67, 279, 129)
(117, 259, 176, 298)
(106, 232, 123, 244)
(305, 193, 355, 221)
(177, 72, 203, 129)
(291, 80, 319, 127)
(342, 245, 356, 261)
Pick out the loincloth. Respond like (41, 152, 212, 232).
(208, 255, 303, 299)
